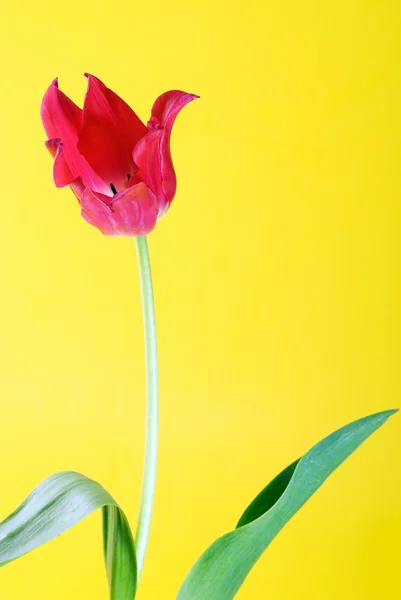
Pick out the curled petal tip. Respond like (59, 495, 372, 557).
(45, 137, 61, 152)
(83, 72, 101, 85)
(51, 77, 59, 88)
(83, 73, 102, 88)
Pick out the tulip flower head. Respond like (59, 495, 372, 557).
(41, 74, 198, 236)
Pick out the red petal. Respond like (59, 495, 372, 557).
(41, 79, 108, 194)
(132, 129, 163, 203)
(151, 91, 198, 202)
(80, 183, 158, 236)
(133, 90, 198, 214)
(41, 78, 82, 140)
(77, 74, 148, 190)
(45, 139, 74, 187)
(45, 139, 86, 199)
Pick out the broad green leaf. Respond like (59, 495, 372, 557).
(177, 409, 396, 600)
(0, 471, 136, 600)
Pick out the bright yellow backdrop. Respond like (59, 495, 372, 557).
(0, 0, 400, 598)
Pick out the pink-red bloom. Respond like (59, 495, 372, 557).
(41, 74, 198, 236)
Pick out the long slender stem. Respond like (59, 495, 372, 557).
(134, 235, 159, 584)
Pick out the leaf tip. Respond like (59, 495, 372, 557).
(377, 408, 398, 420)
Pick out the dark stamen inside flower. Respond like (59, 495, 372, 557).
(110, 183, 117, 195)
(127, 174, 131, 181)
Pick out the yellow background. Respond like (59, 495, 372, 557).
(0, 0, 400, 598)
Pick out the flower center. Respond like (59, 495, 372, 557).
(110, 175, 131, 196)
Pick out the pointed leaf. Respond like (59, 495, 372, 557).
(177, 410, 397, 600)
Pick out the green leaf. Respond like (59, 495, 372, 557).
(0, 471, 136, 600)
(177, 409, 397, 600)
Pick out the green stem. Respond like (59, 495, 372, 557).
(134, 235, 159, 584)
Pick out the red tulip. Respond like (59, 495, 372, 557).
(41, 74, 198, 236)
